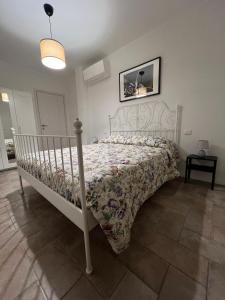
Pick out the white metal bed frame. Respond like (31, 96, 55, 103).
(13, 100, 182, 275)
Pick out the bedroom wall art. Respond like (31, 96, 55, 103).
(119, 56, 161, 102)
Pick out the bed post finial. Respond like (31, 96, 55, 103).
(74, 118, 83, 134)
(11, 127, 16, 135)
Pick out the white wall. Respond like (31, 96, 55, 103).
(0, 59, 77, 135)
(75, 0, 225, 185)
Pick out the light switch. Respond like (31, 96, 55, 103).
(184, 130, 192, 135)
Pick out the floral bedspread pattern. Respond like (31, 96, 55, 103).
(18, 135, 179, 253)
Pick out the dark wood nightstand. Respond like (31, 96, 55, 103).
(185, 154, 218, 190)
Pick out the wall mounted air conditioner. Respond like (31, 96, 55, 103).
(83, 59, 110, 84)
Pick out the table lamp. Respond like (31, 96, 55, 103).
(198, 140, 209, 157)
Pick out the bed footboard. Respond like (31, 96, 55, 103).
(13, 118, 95, 275)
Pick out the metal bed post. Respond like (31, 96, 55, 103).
(12, 128, 24, 195)
(74, 118, 93, 275)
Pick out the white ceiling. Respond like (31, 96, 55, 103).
(0, 0, 199, 73)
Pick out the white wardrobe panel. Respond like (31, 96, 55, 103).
(0, 117, 8, 169)
(0, 88, 16, 170)
(12, 91, 36, 134)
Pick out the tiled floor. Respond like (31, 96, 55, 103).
(0, 170, 225, 300)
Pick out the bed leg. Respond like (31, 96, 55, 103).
(19, 174, 24, 195)
(84, 231, 93, 275)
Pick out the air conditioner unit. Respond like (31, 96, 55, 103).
(83, 59, 110, 84)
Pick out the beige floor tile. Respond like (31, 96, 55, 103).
(0, 205, 9, 216)
(208, 261, 225, 300)
(178, 182, 208, 198)
(53, 224, 83, 256)
(110, 271, 157, 300)
(213, 226, 225, 246)
(212, 205, 225, 228)
(0, 229, 25, 267)
(151, 193, 190, 216)
(118, 240, 149, 267)
(184, 208, 213, 239)
(63, 276, 103, 300)
(32, 243, 81, 300)
(0, 245, 37, 300)
(146, 232, 208, 286)
(71, 241, 127, 298)
(20, 225, 64, 260)
(139, 201, 167, 223)
(119, 241, 168, 293)
(180, 228, 225, 263)
(159, 266, 206, 300)
(0, 223, 20, 249)
(0, 210, 11, 225)
(14, 281, 47, 300)
(13, 219, 44, 239)
(0, 217, 14, 235)
(0, 200, 10, 209)
(207, 189, 225, 208)
(153, 208, 185, 240)
(9, 204, 36, 227)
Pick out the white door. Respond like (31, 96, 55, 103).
(36, 91, 67, 136)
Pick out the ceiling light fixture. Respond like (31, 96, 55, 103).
(40, 3, 66, 70)
(0, 92, 9, 102)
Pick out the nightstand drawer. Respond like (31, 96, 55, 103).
(189, 164, 214, 172)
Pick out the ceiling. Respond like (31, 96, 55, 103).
(0, 0, 199, 73)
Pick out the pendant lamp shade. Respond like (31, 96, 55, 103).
(40, 38, 66, 70)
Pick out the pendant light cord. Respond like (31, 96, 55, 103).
(48, 17, 53, 39)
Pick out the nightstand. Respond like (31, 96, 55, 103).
(185, 154, 218, 190)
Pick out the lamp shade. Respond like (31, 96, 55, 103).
(198, 140, 209, 150)
(198, 139, 209, 156)
(40, 38, 66, 70)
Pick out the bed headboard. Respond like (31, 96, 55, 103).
(109, 100, 182, 144)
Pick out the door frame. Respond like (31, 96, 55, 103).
(33, 89, 68, 135)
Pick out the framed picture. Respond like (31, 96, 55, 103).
(119, 56, 161, 102)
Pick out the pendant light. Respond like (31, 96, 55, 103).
(40, 3, 66, 70)
(0, 92, 9, 102)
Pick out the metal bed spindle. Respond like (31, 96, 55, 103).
(28, 136, 34, 176)
(41, 135, 48, 183)
(60, 136, 66, 195)
(46, 136, 53, 188)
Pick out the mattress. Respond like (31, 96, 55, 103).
(17, 135, 179, 253)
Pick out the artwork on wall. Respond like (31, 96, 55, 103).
(119, 56, 161, 102)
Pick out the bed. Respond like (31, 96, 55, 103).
(13, 100, 182, 274)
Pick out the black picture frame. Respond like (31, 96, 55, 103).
(119, 56, 161, 102)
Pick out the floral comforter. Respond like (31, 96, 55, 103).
(18, 135, 179, 253)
